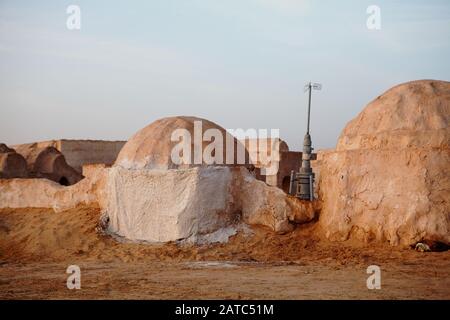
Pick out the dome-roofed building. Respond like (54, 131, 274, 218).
(337, 80, 450, 151)
(106, 116, 249, 243)
(0, 143, 28, 179)
(318, 80, 450, 246)
(105, 116, 314, 243)
(115, 116, 250, 170)
(18, 145, 83, 186)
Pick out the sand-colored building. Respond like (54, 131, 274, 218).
(239, 138, 303, 193)
(13, 139, 126, 173)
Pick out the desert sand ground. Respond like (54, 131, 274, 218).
(0, 206, 449, 299)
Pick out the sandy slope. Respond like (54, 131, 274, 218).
(0, 206, 449, 299)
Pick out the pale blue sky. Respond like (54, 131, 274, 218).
(1, 0, 449, 149)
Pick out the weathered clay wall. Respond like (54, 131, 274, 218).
(317, 147, 450, 245)
(0, 144, 28, 179)
(0, 164, 107, 211)
(316, 80, 450, 246)
(59, 140, 125, 172)
(18, 146, 84, 185)
(238, 138, 304, 192)
(105, 166, 239, 243)
(104, 165, 316, 243)
(236, 167, 315, 233)
(0, 162, 316, 243)
(14, 140, 125, 173)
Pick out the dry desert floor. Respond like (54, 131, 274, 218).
(0, 206, 449, 299)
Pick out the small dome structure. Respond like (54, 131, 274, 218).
(0, 144, 28, 179)
(18, 146, 83, 185)
(106, 116, 307, 243)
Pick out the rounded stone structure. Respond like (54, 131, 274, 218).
(0, 143, 15, 153)
(105, 116, 315, 243)
(0, 144, 28, 179)
(115, 116, 249, 170)
(337, 80, 450, 151)
(19, 146, 83, 185)
(107, 116, 249, 243)
(318, 80, 450, 246)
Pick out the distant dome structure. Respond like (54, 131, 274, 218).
(18, 146, 83, 186)
(337, 80, 450, 151)
(0, 143, 15, 153)
(115, 116, 249, 170)
(0, 143, 28, 179)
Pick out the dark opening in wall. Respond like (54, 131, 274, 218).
(59, 176, 69, 186)
(282, 176, 291, 194)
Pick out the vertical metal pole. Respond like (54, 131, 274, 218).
(296, 82, 315, 200)
(307, 82, 312, 134)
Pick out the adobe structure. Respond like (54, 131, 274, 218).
(317, 79, 449, 245)
(2, 139, 125, 186)
(0, 143, 28, 179)
(240, 138, 303, 193)
(13, 139, 126, 173)
(18, 146, 84, 186)
(10, 136, 303, 193)
(0, 79, 448, 247)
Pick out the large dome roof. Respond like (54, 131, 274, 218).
(115, 116, 249, 170)
(337, 80, 450, 151)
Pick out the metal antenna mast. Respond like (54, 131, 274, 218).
(307, 82, 312, 133)
(289, 81, 321, 201)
